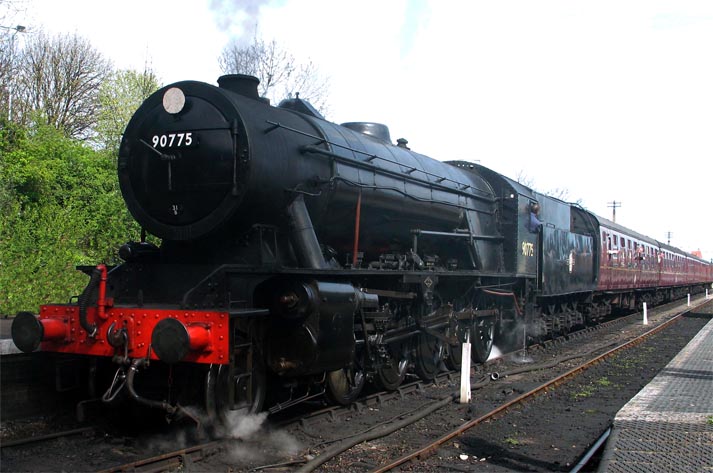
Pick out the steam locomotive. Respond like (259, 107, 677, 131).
(12, 75, 713, 423)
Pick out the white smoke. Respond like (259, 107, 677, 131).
(208, 0, 274, 41)
(219, 412, 303, 465)
(224, 411, 268, 438)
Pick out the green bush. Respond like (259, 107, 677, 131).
(0, 122, 142, 315)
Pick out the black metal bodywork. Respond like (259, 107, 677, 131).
(114, 75, 513, 383)
(111, 74, 612, 385)
(106, 74, 708, 411)
(118, 76, 502, 272)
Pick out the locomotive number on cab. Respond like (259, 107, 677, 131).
(151, 132, 195, 149)
(521, 241, 535, 257)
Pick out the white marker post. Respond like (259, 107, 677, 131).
(460, 333, 472, 404)
(688, 294, 691, 307)
(643, 302, 648, 325)
(706, 289, 709, 300)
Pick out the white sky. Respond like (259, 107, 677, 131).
(11, 0, 713, 259)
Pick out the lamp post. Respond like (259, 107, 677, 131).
(2, 24, 27, 120)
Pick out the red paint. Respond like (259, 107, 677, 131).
(37, 305, 229, 365)
(41, 318, 68, 341)
(352, 190, 362, 267)
(186, 324, 211, 351)
(96, 264, 109, 320)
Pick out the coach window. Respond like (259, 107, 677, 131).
(619, 237, 624, 266)
(630, 241, 634, 266)
(646, 246, 651, 268)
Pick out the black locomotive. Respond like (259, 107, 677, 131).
(12, 74, 712, 422)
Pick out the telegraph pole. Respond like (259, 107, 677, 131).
(607, 200, 622, 223)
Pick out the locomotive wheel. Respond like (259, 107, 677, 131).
(444, 307, 470, 371)
(326, 365, 366, 405)
(444, 330, 463, 371)
(471, 316, 495, 363)
(205, 336, 266, 424)
(327, 338, 366, 405)
(373, 342, 410, 391)
(414, 333, 444, 382)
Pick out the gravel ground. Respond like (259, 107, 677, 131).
(1, 299, 711, 472)
(305, 302, 713, 472)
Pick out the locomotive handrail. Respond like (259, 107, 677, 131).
(264, 120, 494, 202)
(411, 229, 504, 241)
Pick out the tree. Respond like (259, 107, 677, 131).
(219, 36, 330, 114)
(95, 68, 160, 151)
(0, 122, 141, 315)
(13, 31, 111, 139)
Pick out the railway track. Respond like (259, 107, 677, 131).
(0, 427, 94, 448)
(370, 302, 706, 472)
(2, 296, 709, 472)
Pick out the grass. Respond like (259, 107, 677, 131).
(573, 385, 595, 399)
(573, 377, 615, 399)
(596, 377, 613, 387)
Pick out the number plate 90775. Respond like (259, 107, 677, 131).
(151, 132, 195, 149)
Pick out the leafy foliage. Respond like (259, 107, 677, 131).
(0, 121, 141, 315)
(95, 69, 160, 151)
